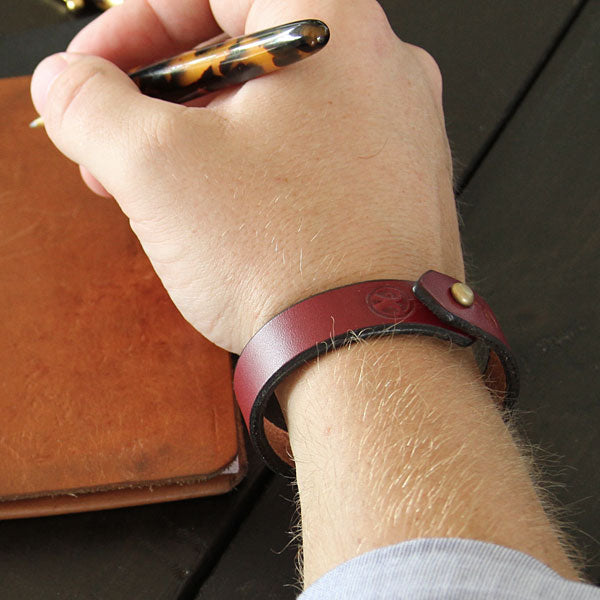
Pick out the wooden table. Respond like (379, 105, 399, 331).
(1, 1, 598, 597)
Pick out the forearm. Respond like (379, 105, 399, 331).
(278, 335, 579, 586)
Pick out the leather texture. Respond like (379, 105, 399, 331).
(0, 76, 245, 518)
(234, 273, 518, 477)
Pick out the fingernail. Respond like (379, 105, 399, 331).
(31, 53, 70, 114)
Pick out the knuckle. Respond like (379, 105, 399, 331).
(364, 0, 395, 33)
(347, 2, 405, 70)
(127, 109, 186, 171)
(126, 108, 230, 177)
(355, 0, 399, 45)
(45, 60, 107, 131)
(410, 45, 444, 94)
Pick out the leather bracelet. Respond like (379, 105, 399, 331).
(233, 270, 519, 477)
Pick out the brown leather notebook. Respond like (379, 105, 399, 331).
(0, 76, 246, 519)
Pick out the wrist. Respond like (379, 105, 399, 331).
(277, 336, 577, 584)
(278, 334, 487, 438)
(238, 249, 465, 351)
(234, 270, 518, 476)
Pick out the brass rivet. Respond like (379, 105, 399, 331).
(451, 282, 474, 307)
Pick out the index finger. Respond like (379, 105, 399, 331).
(67, 0, 221, 71)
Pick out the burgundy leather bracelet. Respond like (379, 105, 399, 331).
(233, 270, 519, 477)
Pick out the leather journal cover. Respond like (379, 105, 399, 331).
(0, 76, 246, 519)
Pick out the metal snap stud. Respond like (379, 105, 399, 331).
(450, 282, 475, 307)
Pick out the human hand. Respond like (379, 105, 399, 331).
(31, 0, 462, 353)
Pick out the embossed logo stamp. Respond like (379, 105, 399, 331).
(366, 286, 414, 320)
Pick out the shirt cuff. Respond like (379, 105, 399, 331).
(299, 538, 600, 599)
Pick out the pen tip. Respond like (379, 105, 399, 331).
(29, 116, 45, 129)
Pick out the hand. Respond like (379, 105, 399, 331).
(31, 0, 462, 353)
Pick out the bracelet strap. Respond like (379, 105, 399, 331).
(233, 270, 519, 476)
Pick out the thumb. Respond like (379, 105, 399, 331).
(30, 53, 223, 216)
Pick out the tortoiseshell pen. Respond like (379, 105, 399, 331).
(30, 20, 329, 127)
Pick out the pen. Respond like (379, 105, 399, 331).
(30, 19, 329, 128)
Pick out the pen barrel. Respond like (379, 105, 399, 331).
(129, 20, 329, 104)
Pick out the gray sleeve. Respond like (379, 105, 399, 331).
(298, 538, 600, 599)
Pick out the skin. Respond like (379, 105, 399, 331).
(279, 337, 579, 584)
(31, 0, 580, 588)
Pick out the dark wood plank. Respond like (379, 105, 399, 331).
(379, 0, 586, 185)
(0, 20, 97, 78)
(0, 0, 72, 35)
(197, 474, 300, 600)
(0, 0, 96, 77)
(459, 0, 600, 584)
